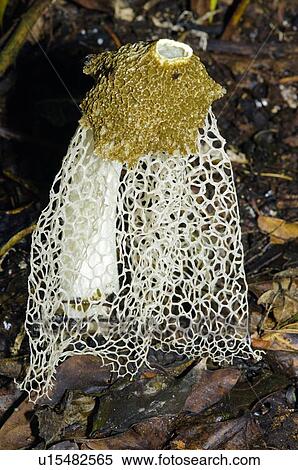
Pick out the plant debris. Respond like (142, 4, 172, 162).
(258, 215, 298, 244)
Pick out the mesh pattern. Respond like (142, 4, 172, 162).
(20, 109, 259, 401)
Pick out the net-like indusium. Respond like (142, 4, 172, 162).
(20, 108, 260, 401)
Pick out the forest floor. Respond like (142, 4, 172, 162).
(0, 0, 297, 450)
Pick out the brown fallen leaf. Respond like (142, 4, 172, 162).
(223, 418, 263, 450)
(49, 441, 79, 450)
(253, 269, 298, 354)
(183, 367, 241, 414)
(80, 416, 176, 450)
(257, 215, 298, 244)
(38, 355, 112, 405)
(252, 324, 298, 353)
(37, 393, 95, 445)
(249, 280, 275, 298)
(36, 407, 65, 446)
(257, 277, 298, 324)
(0, 399, 35, 450)
(173, 439, 186, 449)
(0, 382, 22, 420)
(266, 350, 298, 378)
(0, 357, 23, 379)
(171, 416, 263, 450)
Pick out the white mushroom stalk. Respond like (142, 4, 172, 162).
(20, 39, 261, 401)
(60, 152, 122, 302)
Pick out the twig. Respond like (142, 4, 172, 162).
(0, 224, 36, 260)
(279, 75, 298, 84)
(0, 201, 33, 215)
(0, 126, 24, 141)
(102, 23, 121, 49)
(221, 0, 250, 40)
(0, 0, 53, 77)
(206, 38, 298, 57)
(258, 172, 293, 181)
(3, 169, 39, 194)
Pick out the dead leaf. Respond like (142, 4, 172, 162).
(252, 324, 298, 353)
(88, 362, 239, 440)
(257, 215, 298, 244)
(183, 368, 241, 414)
(258, 288, 276, 306)
(0, 382, 22, 420)
(0, 399, 35, 450)
(64, 394, 95, 428)
(171, 416, 263, 450)
(90, 360, 195, 437)
(37, 393, 95, 445)
(258, 277, 298, 324)
(0, 357, 23, 379)
(49, 441, 79, 450)
(38, 355, 112, 405)
(249, 280, 275, 298)
(36, 407, 64, 445)
(266, 350, 298, 378)
(81, 416, 176, 450)
(208, 418, 262, 450)
(275, 268, 298, 279)
(172, 439, 186, 449)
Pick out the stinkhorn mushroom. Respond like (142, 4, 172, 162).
(20, 39, 260, 401)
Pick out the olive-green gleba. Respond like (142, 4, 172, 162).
(19, 39, 260, 402)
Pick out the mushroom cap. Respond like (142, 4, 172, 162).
(80, 39, 225, 166)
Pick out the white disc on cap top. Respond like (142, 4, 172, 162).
(155, 38, 193, 62)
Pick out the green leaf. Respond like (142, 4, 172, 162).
(209, 0, 218, 23)
(210, 0, 218, 11)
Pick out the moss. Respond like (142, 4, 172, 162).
(80, 40, 225, 166)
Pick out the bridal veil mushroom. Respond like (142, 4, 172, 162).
(20, 39, 260, 401)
